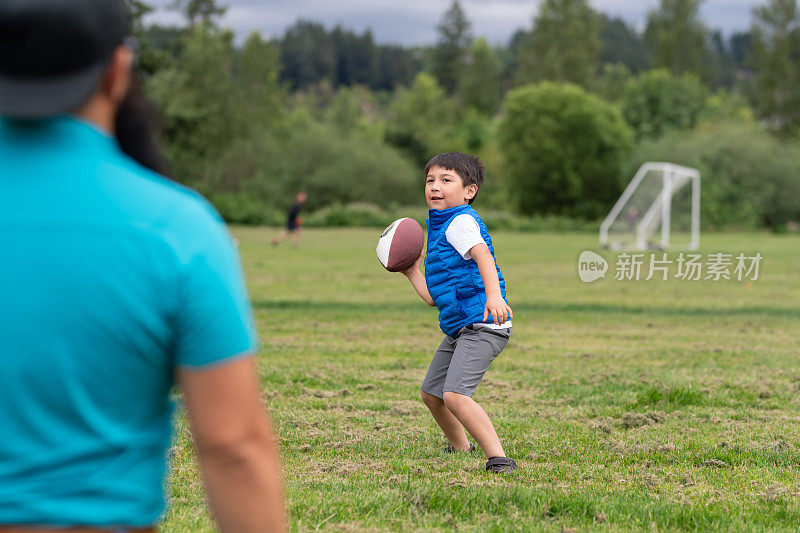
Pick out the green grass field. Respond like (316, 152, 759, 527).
(163, 227, 800, 532)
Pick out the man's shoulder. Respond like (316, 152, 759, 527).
(102, 153, 224, 232)
(108, 155, 203, 205)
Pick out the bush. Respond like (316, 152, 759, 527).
(198, 115, 420, 218)
(305, 203, 393, 227)
(497, 82, 633, 219)
(207, 192, 284, 225)
(385, 73, 458, 167)
(627, 120, 800, 230)
(621, 69, 707, 139)
(298, 203, 598, 232)
(478, 211, 599, 232)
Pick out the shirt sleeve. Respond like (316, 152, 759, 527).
(167, 197, 258, 368)
(445, 214, 485, 260)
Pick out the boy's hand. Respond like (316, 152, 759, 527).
(401, 251, 424, 277)
(483, 294, 512, 325)
(401, 251, 435, 306)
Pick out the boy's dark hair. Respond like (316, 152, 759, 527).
(424, 152, 486, 204)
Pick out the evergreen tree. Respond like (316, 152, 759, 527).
(170, 0, 226, 26)
(331, 26, 376, 86)
(431, 0, 473, 94)
(600, 15, 649, 73)
(279, 21, 337, 89)
(644, 0, 709, 79)
(749, 0, 800, 136)
(517, 0, 602, 88)
(374, 45, 420, 90)
(234, 32, 284, 134)
(460, 38, 502, 115)
(125, 0, 153, 35)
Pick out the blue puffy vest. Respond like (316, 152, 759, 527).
(425, 205, 507, 337)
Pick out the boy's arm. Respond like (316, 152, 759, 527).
(469, 244, 513, 325)
(401, 253, 436, 306)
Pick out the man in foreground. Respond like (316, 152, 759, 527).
(0, 1, 285, 531)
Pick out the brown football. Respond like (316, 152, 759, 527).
(376, 218, 424, 272)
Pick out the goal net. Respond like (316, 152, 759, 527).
(600, 162, 700, 251)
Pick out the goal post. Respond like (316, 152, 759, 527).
(600, 162, 700, 251)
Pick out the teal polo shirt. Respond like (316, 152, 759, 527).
(0, 117, 258, 526)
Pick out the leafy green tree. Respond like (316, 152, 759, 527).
(460, 38, 503, 115)
(598, 62, 633, 102)
(749, 0, 800, 136)
(171, 0, 226, 26)
(497, 82, 633, 218)
(234, 32, 284, 135)
(133, 24, 185, 78)
(124, 1, 172, 77)
(431, 0, 473, 94)
(324, 86, 383, 140)
(125, 0, 153, 35)
(452, 108, 491, 152)
(621, 69, 707, 139)
(644, 0, 710, 79)
(386, 73, 457, 166)
(146, 26, 239, 183)
(517, 0, 602, 88)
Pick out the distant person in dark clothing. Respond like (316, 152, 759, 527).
(271, 191, 307, 247)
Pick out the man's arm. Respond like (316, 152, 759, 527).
(401, 253, 436, 306)
(177, 357, 285, 533)
(469, 244, 513, 325)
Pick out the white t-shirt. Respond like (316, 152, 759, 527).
(445, 214, 512, 330)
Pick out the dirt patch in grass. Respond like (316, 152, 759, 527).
(587, 419, 613, 433)
(390, 400, 423, 417)
(759, 483, 791, 502)
(302, 387, 335, 398)
(605, 439, 642, 455)
(621, 411, 667, 429)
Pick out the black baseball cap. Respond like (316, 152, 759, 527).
(0, 0, 128, 118)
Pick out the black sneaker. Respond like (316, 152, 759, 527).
(485, 456, 518, 473)
(443, 443, 476, 453)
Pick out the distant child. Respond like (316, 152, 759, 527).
(401, 152, 517, 473)
(271, 191, 307, 247)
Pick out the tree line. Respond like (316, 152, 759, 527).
(126, 0, 800, 231)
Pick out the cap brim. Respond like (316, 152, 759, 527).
(0, 63, 107, 118)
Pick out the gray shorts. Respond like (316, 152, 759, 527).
(421, 324, 511, 399)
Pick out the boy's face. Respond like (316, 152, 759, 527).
(425, 166, 477, 210)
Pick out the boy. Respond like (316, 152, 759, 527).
(401, 152, 517, 473)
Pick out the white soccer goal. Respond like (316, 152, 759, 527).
(600, 162, 700, 251)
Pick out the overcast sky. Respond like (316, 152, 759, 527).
(145, 0, 765, 46)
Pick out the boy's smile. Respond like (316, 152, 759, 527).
(425, 166, 477, 210)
